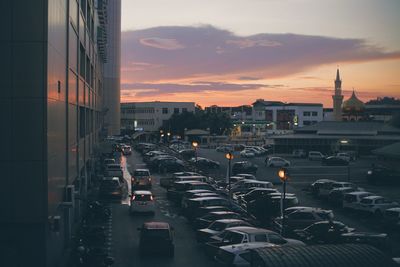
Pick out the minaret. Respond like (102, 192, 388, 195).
(332, 68, 344, 121)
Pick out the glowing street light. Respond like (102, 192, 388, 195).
(278, 168, 289, 235)
(192, 141, 199, 171)
(226, 152, 234, 200)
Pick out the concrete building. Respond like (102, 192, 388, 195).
(103, 0, 121, 135)
(121, 101, 196, 132)
(272, 121, 400, 155)
(0, 0, 118, 266)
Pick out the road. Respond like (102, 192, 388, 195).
(111, 151, 219, 267)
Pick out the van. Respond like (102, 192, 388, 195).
(343, 191, 374, 210)
(308, 151, 325, 161)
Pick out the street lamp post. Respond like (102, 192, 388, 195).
(278, 168, 289, 236)
(167, 132, 171, 144)
(192, 141, 198, 172)
(225, 152, 234, 201)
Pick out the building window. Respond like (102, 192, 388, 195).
(182, 108, 188, 113)
(312, 111, 318, 116)
(162, 108, 168, 114)
(174, 108, 179, 114)
(303, 111, 310, 116)
(303, 121, 311, 126)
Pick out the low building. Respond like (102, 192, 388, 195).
(272, 121, 400, 155)
(121, 101, 195, 132)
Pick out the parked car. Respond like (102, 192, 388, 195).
(232, 161, 258, 175)
(167, 181, 216, 202)
(384, 207, 400, 229)
(214, 242, 277, 266)
(196, 219, 251, 243)
(357, 196, 399, 217)
(308, 151, 325, 161)
(273, 207, 334, 234)
(104, 163, 123, 178)
(240, 149, 256, 158)
(194, 211, 243, 229)
(129, 190, 155, 214)
(322, 156, 349, 166)
(236, 188, 279, 205)
(137, 222, 174, 257)
(158, 158, 185, 173)
(143, 150, 169, 163)
(292, 149, 307, 158)
(131, 168, 152, 190)
(181, 191, 219, 209)
(159, 172, 201, 188)
(235, 174, 257, 180)
(189, 157, 220, 169)
(206, 226, 304, 257)
(99, 177, 123, 199)
(336, 152, 351, 162)
(317, 181, 359, 198)
(230, 180, 273, 195)
(309, 179, 336, 196)
(366, 165, 400, 185)
(342, 191, 375, 210)
(184, 197, 231, 219)
(267, 157, 290, 167)
(294, 221, 355, 244)
(178, 149, 196, 159)
(328, 187, 358, 206)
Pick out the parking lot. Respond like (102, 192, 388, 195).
(106, 144, 400, 267)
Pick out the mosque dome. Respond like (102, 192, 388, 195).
(342, 90, 365, 112)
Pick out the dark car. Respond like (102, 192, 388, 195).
(178, 149, 196, 159)
(137, 222, 174, 257)
(322, 156, 349, 166)
(236, 188, 279, 205)
(99, 177, 123, 199)
(167, 181, 216, 203)
(194, 211, 243, 229)
(293, 221, 354, 244)
(184, 197, 230, 219)
(367, 165, 400, 185)
(158, 158, 185, 173)
(189, 157, 220, 169)
(341, 232, 391, 252)
(328, 187, 357, 206)
(232, 161, 258, 175)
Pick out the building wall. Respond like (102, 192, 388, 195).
(0, 0, 107, 266)
(0, 0, 48, 266)
(121, 102, 195, 131)
(103, 0, 121, 135)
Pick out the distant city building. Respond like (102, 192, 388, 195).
(272, 121, 400, 155)
(332, 68, 344, 121)
(342, 90, 366, 121)
(121, 101, 195, 132)
(205, 105, 253, 121)
(1, 0, 119, 266)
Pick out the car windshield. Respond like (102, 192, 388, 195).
(361, 198, 373, 204)
(209, 221, 226, 231)
(135, 194, 152, 201)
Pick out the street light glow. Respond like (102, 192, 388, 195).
(192, 141, 198, 148)
(278, 168, 287, 181)
(225, 153, 234, 160)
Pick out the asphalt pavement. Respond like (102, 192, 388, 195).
(111, 152, 219, 267)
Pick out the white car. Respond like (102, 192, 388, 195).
(342, 191, 374, 210)
(356, 196, 399, 216)
(240, 150, 255, 158)
(215, 242, 277, 266)
(318, 181, 359, 198)
(267, 157, 290, 167)
(130, 190, 156, 214)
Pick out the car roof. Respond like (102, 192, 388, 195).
(228, 226, 275, 234)
(133, 190, 152, 195)
(134, 168, 150, 172)
(189, 196, 225, 202)
(289, 207, 331, 213)
(214, 219, 247, 224)
(175, 180, 205, 184)
(219, 242, 277, 253)
(244, 180, 271, 185)
(345, 191, 371, 196)
(143, 222, 170, 229)
(363, 195, 383, 200)
(208, 211, 237, 216)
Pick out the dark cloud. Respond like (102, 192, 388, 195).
(121, 25, 400, 84)
(238, 76, 263, 81)
(121, 81, 284, 97)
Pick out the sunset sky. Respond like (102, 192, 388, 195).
(120, 0, 400, 107)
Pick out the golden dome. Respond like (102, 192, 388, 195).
(342, 90, 365, 112)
